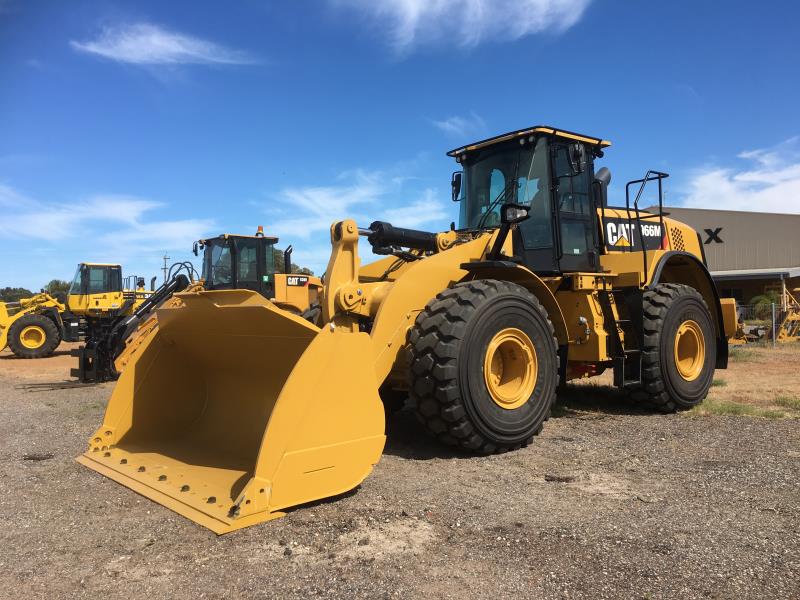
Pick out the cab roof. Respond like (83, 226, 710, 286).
(200, 233, 279, 244)
(81, 262, 122, 267)
(447, 125, 611, 158)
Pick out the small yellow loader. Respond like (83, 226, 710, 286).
(0, 265, 151, 360)
(78, 125, 734, 533)
(0, 293, 65, 358)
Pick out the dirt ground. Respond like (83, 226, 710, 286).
(0, 344, 798, 599)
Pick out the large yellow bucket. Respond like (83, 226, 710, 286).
(77, 289, 386, 534)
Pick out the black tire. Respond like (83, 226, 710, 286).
(379, 386, 407, 418)
(409, 280, 559, 454)
(630, 283, 716, 412)
(7, 314, 61, 359)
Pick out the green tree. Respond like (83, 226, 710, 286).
(751, 291, 781, 321)
(272, 248, 314, 276)
(0, 287, 34, 303)
(44, 279, 71, 303)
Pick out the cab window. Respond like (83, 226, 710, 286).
(516, 138, 553, 250)
(236, 240, 259, 284)
(85, 266, 122, 294)
(209, 244, 233, 286)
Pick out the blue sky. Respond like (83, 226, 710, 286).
(1, 0, 799, 290)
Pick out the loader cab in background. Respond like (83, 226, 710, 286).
(450, 126, 610, 274)
(198, 229, 279, 299)
(66, 263, 124, 313)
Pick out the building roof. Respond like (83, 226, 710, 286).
(646, 205, 800, 219)
(710, 267, 800, 281)
(447, 125, 611, 158)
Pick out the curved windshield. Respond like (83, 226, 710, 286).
(68, 265, 82, 295)
(459, 137, 550, 231)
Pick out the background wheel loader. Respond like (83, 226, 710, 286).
(0, 292, 66, 358)
(0, 264, 152, 360)
(80, 227, 322, 383)
(78, 125, 734, 533)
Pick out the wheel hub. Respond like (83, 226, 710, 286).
(20, 325, 46, 350)
(674, 319, 705, 381)
(483, 327, 537, 409)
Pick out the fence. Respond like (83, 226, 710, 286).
(736, 303, 789, 346)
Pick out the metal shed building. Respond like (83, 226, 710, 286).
(646, 206, 800, 304)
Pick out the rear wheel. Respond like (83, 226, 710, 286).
(8, 314, 61, 358)
(630, 283, 716, 412)
(409, 280, 558, 454)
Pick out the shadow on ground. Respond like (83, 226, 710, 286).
(382, 383, 652, 460)
(553, 383, 652, 418)
(0, 348, 74, 360)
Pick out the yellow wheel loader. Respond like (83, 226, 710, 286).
(0, 265, 152, 360)
(78, 125, 734, 533)
(85, 228, 322, 383)
(0, 293, 66, 358)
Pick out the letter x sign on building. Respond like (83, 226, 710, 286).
(704, 228, 724, 244)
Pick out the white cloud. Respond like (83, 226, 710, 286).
(0, 194, 160, 239)
(70, 23, 255, 66)
(0, 186, 215, 287)
(682, 137, 800, 214)
(263, 169, 450, 274)
(330, 0, 592, 53)
(432, 112, 486, 139)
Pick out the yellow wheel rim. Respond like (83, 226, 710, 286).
(20, 325, 46, 350)
(674, 319, 705, 381)
(483, 327, 537, 410)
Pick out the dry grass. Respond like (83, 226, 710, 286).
(565, 342, 800, 419)
(774, 395, 800, 411)
(706, 342, 800, 414)
(689, 399, 785, 419)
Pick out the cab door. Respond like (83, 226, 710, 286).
(232, 238, 275, 299)
(551, 143, 599, 272)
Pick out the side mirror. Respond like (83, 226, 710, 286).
(569, 142, 587, 174)
(501, 202, 530, 225)
(451, 171, 462, 202)
(192, 241, 198, 256)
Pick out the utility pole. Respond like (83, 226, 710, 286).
(162, 254, 171, 284)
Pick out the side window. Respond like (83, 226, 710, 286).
(553, 144, 593, 258)
(517, 138, 553, 250)
(86, 267, 120, 293)
(553, 147, 591, 216)
(87, 268, 105, 293)
(210, 245, 232, 286)
(237, 242, 258, 283)
(264, 245, 276, 275)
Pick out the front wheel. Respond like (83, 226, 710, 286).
(409, 280, 559, 454)
(631, 283, 716, 412)
(7, 314, 61, 358)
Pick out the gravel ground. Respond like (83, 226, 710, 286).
(0, 349, 798, 599)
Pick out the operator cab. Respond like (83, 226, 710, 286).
(68, 263, 123, 297)
(196, 226, 280, 299)
(449, 125, 611, 274)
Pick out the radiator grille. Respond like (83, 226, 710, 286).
(670, 227, 685, 251)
